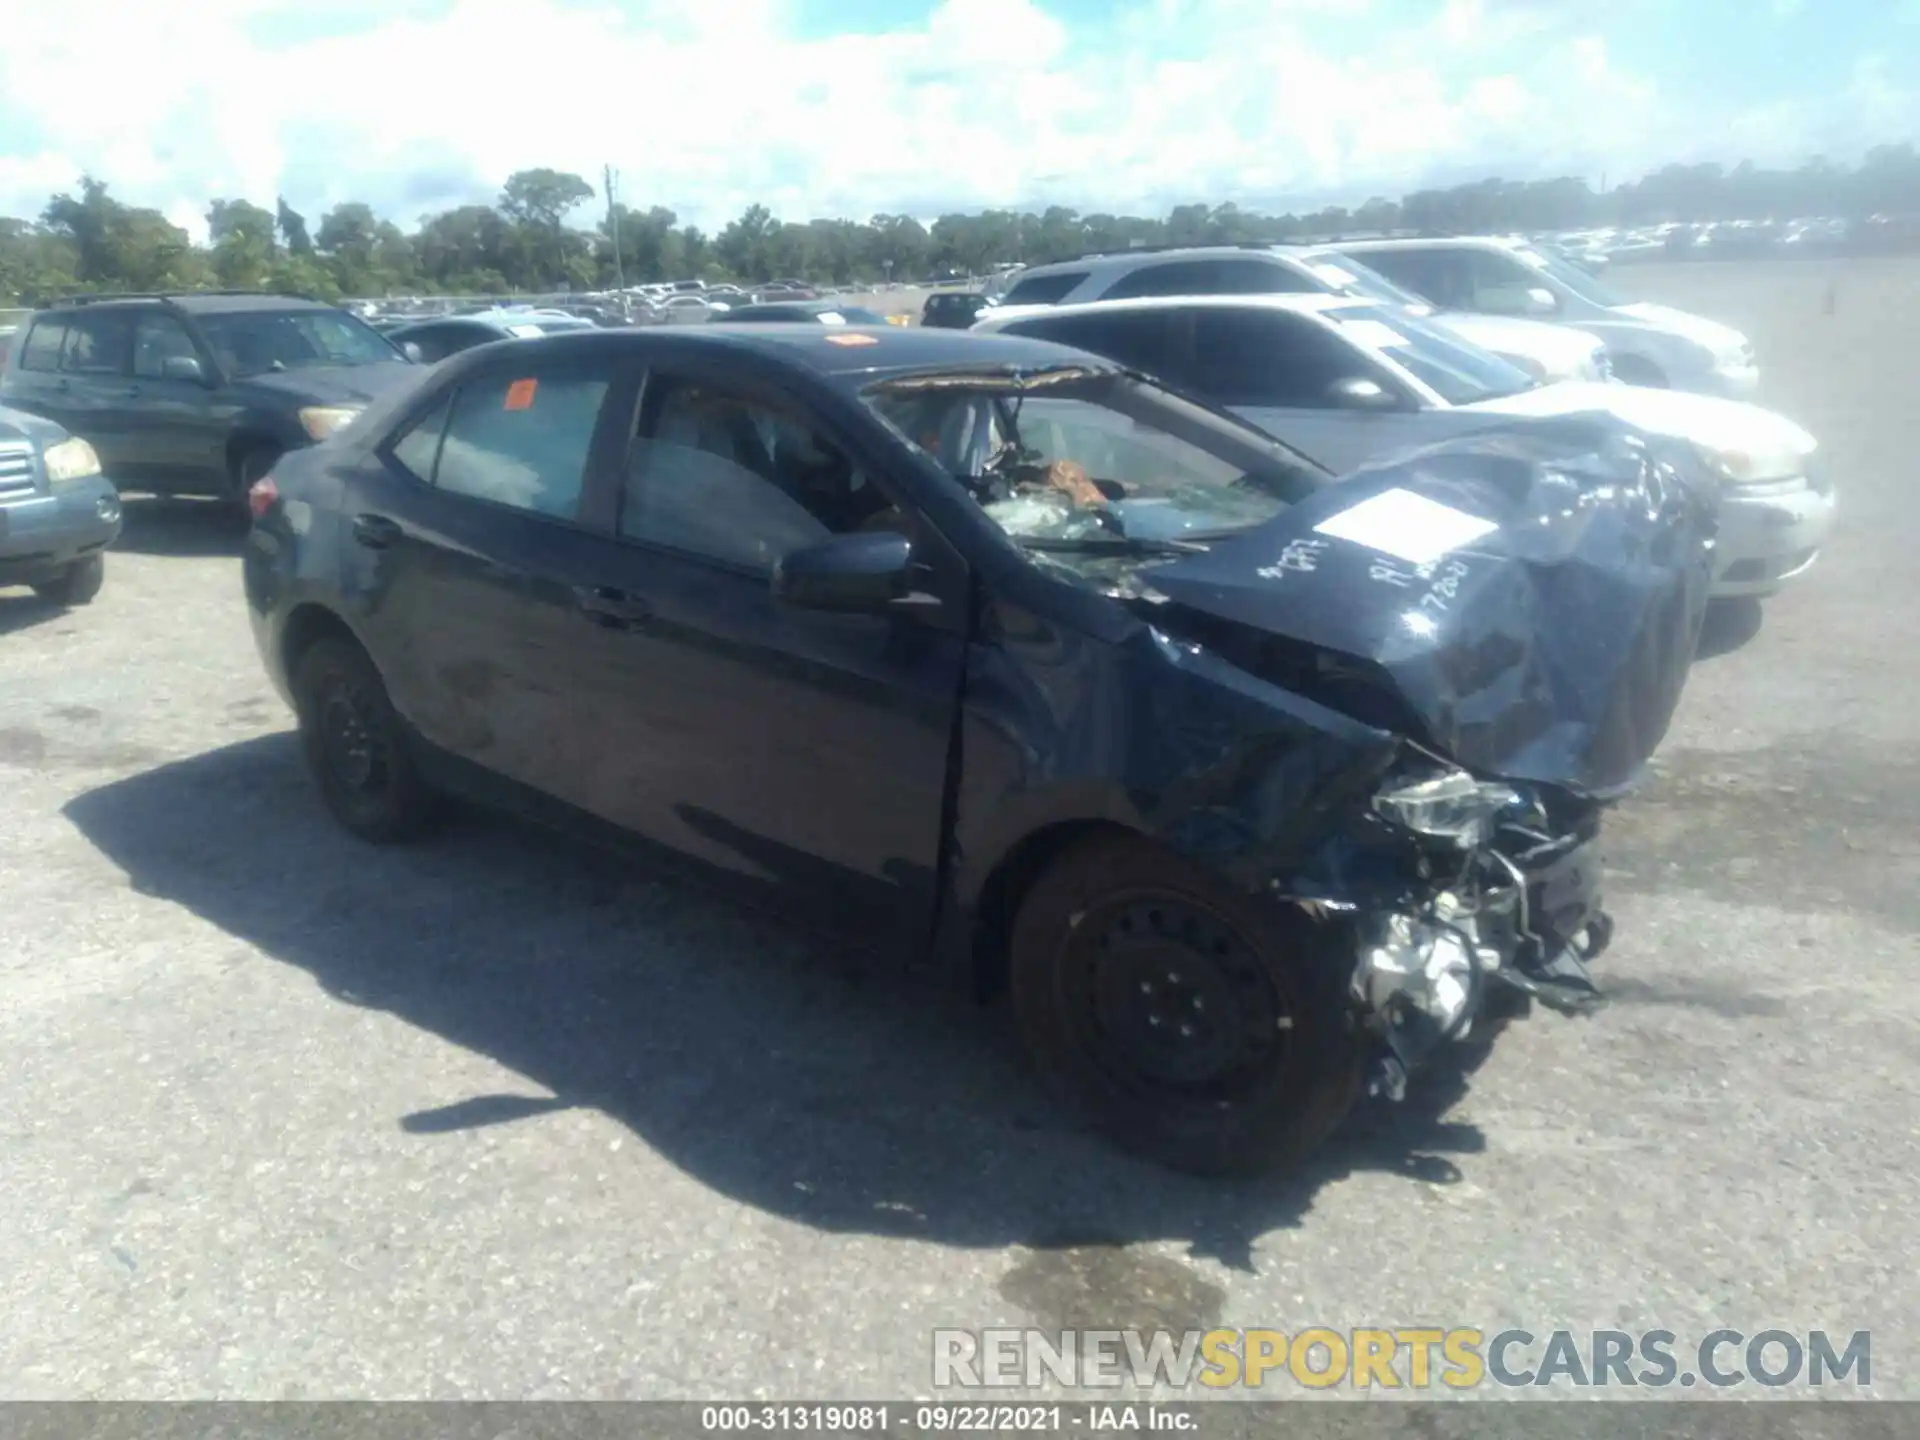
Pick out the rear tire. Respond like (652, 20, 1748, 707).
(31, 554, 105, 607)
(1009, 833, 1364, 1176)
(291, 636, 439, 843)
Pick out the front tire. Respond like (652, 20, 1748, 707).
(1009, 834, 1365, 1176)
(1610, 354, 1668, 387)
(32, 554, 105, 607)
(291, 636, 439, 843)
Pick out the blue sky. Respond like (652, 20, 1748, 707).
(0, 0, 1912, 240)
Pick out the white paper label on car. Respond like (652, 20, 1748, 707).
(1312, 488, 1499, 565)
(506, 323, 545, 339)
(816, 311, 846, 325)
(1335, 318, 1411, 351)
(1310, 262, 1358, 289)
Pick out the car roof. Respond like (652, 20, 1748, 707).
(482, 324, 1117, 385)
(981, 293, 1369, 325)
(1009, 245, 1304, 278)
(39, 292, 339, 316)
(1336, 235, 1527, 252)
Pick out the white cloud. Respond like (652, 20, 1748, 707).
(0, 0, 1908, 235)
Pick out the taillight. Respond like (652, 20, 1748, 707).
(247, 475, 280, 520)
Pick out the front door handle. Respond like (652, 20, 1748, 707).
(572, 585, 653, 628)
(351, 513, 402, 548)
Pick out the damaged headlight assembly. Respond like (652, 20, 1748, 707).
(1370, 767, 1523, 848)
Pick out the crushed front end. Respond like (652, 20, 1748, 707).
(1130, 415, 1719, 1102)
(1282, 756, 1615, 1100)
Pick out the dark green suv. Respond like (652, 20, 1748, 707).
(0, 291, 418, 507)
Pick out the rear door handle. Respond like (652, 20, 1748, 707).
(572, 585, 653, 627)
(351, 513, 402, 548)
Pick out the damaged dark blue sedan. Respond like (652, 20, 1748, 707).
(242, 325, 1717, 1175)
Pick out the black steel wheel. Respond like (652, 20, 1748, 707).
(1010, 833, 1364, 1176)
(291, 637, 439, 842)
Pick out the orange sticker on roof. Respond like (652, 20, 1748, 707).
(824, 333, 880, 347)
(503, 378, 538, 410)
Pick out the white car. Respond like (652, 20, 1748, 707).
(1336, 235, 1758, 397)
(992, 244, 1613, 385)
(974, 294, 1832, 598)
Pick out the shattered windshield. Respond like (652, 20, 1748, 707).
(864, 369, 1324, 565)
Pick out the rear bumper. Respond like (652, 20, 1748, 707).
(1712, 479, 1836, 598)
(0, 476, 122, 582)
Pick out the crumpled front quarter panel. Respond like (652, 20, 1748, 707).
(951, 603, 1402, 903)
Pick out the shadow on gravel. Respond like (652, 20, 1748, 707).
(0, 590, 67, 635)
(111, 496, 246, 558)
(64, 734, 1491, 1275)
(1692, 596, 1766, 661)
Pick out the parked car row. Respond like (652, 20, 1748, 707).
(0, 268, 1825, 1176)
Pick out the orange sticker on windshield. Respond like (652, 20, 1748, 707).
(503, 378, 538, 410)
(824, 333, 880, 347)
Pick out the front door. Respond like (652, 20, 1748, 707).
(126, 310, 227, 492)
(567, 364, 968, 943)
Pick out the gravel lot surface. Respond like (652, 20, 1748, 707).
(1, 259, 1914, 1402)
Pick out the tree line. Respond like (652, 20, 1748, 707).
(2, 146, 1917, 305)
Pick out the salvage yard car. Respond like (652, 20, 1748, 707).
(1335, 236, 1760, 395)
(995, 245, 1612, 384)
(243, 324, 1716, 1175)
(976, 294, 1833, 598)
(0, 402, 121, 606)
(0, 291, 417, 512)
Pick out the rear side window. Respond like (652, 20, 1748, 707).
(420, 372, 610, 521)
(17, 318, 69, 372)
(1352, 249, 1469, 307)
(1185, 308, 1395, 408)
(61, 310, 135, 375)
(1000, 271, 1088, 305)
(389, 393, 453, 483)
(1105, 258, 1315, 300)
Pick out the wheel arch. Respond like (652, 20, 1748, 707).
(963, 817, 1147, 1000)
(280, 601, 367, 684)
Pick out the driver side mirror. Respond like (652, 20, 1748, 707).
(401, 341, 425, 363)
(160, 355, 207, 384)
(771, 531, 916, 613)
(1325, 376, 1403, 411)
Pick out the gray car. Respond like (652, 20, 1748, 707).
(0, 403, 122, 606)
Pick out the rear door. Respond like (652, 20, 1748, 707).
(49, 307, 139, 471)
(564, 357, 970, 943)
(0, 314, 78, 428)
(345, 348, 643, 809)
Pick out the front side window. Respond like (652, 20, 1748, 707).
(1006, 310, 1175, 375)
(1510, 246, 1624, 307)
(1352, 248, 1472, 308)
(61, 310, 134, 375)
(132, 313, 201, 378)
(197, 308, 400, 377)
(1184, 308, 1394, 408)
(621, 381, 893, 571)
(1106, 258, 1313, 300)
(430, 372, 609, 520)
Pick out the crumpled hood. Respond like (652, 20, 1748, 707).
(1142, 416, 1718, 796)
(1612, 301, 1749, 356)
(1465, 382, 1815, 474)
(235, 361, 417, 408)
(1435, 313, 1603, 376)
